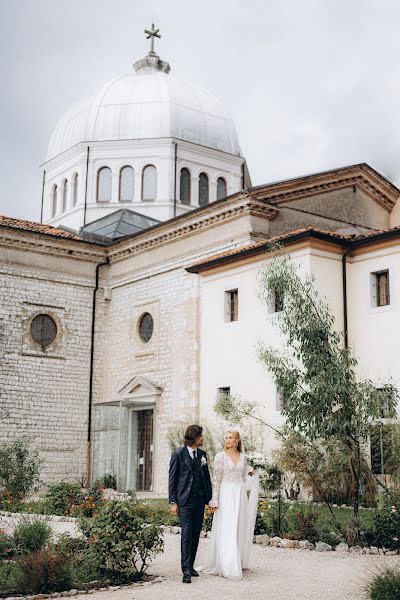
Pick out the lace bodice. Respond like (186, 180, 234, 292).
(208, 452, 248, 508)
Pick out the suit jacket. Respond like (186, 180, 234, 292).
(168, 445, 212, 506)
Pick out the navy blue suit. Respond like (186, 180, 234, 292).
(168, 445, 212, 573)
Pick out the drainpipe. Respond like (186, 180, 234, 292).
(173, 142, 177, 218)
(86, 255, 110, 486)
(83, 146, 90, 227)
(40, 170, 46, 224)
(342, 247, 349, 349)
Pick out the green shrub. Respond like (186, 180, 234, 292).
(0, 490, 24, 512)
(79, 500, 164, 582)
(13, 518, 52, 555)
(366, 567, 400, 600)
(370, 493, 400, 550)
(0, 528, 15, 559)
(46, 481, 104, 517)
(15, 549, 72, 594)
(55, 534, 103, 586)
(287, 509, 319, 542)
(100, 474, 117, 490)
(0, 437, 42, 499)
(45, 482, 84, 515)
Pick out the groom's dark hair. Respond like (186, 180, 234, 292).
(184, 424, 203, 445)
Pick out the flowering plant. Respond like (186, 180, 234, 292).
(246, 452, 268, 471)
(201, 456, 208, 467)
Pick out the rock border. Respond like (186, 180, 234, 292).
(162, 525, 399, 555)
(1, 577, 164, 600)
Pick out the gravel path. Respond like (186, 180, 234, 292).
(85, 534, 400, 600)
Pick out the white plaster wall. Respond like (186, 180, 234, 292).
(198, 247, 350, 459)
(347, 248, 400, 390)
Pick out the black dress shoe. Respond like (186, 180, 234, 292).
(190, 568, 199, 577)
(182, 572, 192, 583)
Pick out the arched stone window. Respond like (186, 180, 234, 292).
(179, 168, 191, 205)
(97, 167, 112, 202)
(142, 165, 157, 200)
(119, 166, 134, 202)
(52, 185, 58, 218)
(72, 173, 79, 206)
(198, 172, 209, 207)
(217, 177, 227, 200)
(62, 179, 68, 212)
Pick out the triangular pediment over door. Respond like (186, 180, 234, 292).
(118, 375, 163, 408)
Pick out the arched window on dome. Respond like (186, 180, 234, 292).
(72, 173, 79, 206)
(62, 179, 68, 212)
(217, 177, 227, 200)
(198, 172, 209, 207)
(97, 167, 112, 203)
(52, 185, 58, 218)
(179, 168, 191, 205)
(142, 165, 157, 201)
(119, 166, 134, 202)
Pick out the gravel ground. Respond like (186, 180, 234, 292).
(84, 534, 400, 600)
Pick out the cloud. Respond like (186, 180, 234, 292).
(1, 0, 400, 220)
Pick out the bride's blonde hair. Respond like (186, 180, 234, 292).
(224, 429, 243, 452)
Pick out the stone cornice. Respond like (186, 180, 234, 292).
(248, 164, 399, 212)
(107, 197, 278, 261)
(0, 229, 106, 262)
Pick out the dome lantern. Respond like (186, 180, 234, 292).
(133, 23, 171, 75)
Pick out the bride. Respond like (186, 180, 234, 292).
(197, 428, 259, 580)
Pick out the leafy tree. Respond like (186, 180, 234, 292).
(216, 248, 399, 527)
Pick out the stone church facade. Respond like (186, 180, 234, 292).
(1, 34, 400, 495)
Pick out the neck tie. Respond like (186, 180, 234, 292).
(193, 450, 197, 460)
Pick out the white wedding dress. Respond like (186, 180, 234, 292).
(197, 451, 259, 580)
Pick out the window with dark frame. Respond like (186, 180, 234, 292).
(217, 386, 231, 400)
(30, 314, 58, 347)
(371, 270, 390, 307)
(275, 387, 285, 411)
(370, 423, 396, 475)
(138, 312, 154, 343)
(268, 288, 284, 313)
(224, 289, 238, 322)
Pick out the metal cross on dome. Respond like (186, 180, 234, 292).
(144, 23, 161, 55)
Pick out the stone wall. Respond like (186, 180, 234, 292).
(0, 251, 99, 486)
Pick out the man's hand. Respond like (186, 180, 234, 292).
(170, 502, 179, 516)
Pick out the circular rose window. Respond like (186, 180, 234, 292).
(138, 312, 154, 343)
(30, 314, 57, 347)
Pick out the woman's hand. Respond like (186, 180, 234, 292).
(170, 502, 179, 516)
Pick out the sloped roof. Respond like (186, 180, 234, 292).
(80, 209, 161, 243)
(0, 215, 87, 241)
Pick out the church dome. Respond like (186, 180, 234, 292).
(47, 50, 241, 160)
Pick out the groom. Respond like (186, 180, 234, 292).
(168, 424, 212, 583)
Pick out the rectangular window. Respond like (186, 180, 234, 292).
(268, 288, 284, 314)
(370, 423, 396, 475)
(275, 387, 285, 411)
(217, 386, 231, 400)
(224, 289, 238, 322)
(371, 270, 390, 307)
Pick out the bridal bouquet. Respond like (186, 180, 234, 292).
(246, 452, 268, 471)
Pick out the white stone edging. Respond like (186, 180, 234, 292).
(162, 525, 398, 555)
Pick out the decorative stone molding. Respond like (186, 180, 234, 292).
(248, 164, 399, 212)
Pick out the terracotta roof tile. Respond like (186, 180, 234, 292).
(0, 215, 88, 241)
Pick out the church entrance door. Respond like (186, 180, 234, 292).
(126, 408, 154, 492)
(136, 409, 154, 491)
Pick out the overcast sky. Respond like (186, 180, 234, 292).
(2, 0, 400, 221)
